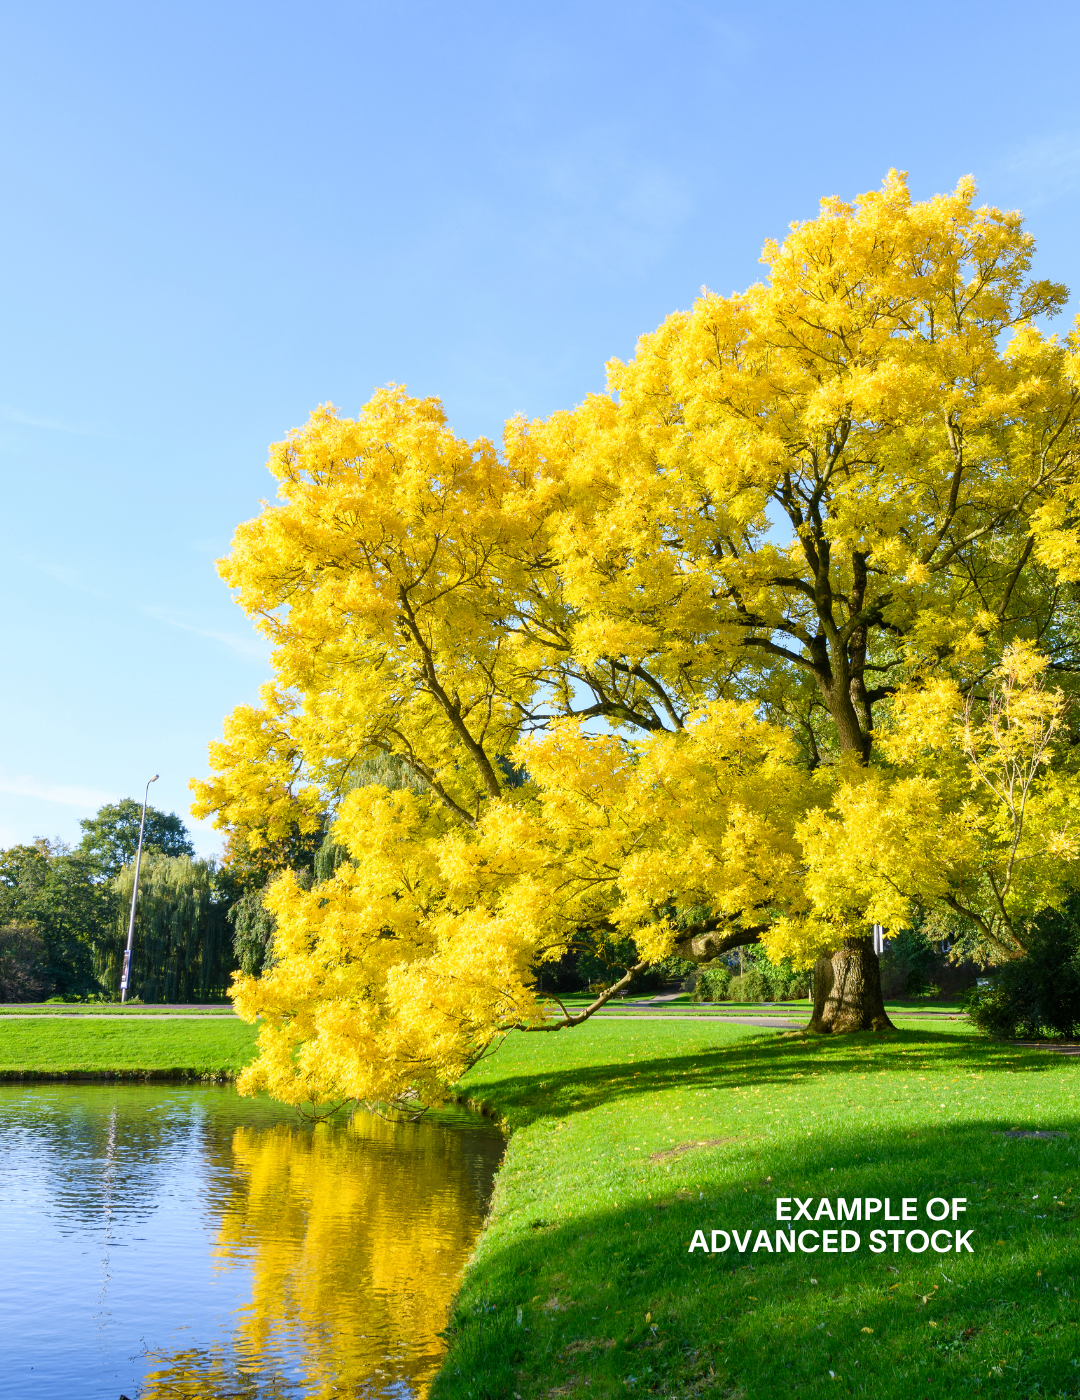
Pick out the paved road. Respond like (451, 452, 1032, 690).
(596, 1013, 805, 1028)
(611, 1004, 969, 1021)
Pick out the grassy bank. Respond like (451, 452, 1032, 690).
(435, 1021, 1079, 1400)
(0, 1015, 258, 1077)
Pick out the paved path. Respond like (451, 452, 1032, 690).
(612, 1006, 968, 1021)
(596, 1013, 804, 1028)
(596, 1007, 973, 1029)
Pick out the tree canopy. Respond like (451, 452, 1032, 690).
(0, 840, 108, 998)
(78, 800, 195, 880)
(0, 805, 232, 1003)
(103, 854, 234, 1002)
(193, 173, 1080, 1110)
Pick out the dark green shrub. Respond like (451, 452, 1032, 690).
(0, 924, 49, 1002)
(765, 964, 811, 1000)
(735, 947, 808, 1001)
(966, 898, 1080, 1039)
(728, 969, 770, 1002)
(964, 981, 1015, 1038)
(574, 933, 641, 991)
(880, 925, 938, 996)
(533, 939, 694, 996)
(641, 954, 696, 989)
(690, 966, 732, 1002)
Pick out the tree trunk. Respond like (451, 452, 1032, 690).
(806, 936, 894, 1033)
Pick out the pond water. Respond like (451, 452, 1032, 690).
(0, 1084, 503, 1399)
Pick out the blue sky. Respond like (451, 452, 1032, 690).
(2, 0, 1079, 856)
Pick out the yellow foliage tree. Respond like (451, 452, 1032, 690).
(193, 173, 1080, 1107)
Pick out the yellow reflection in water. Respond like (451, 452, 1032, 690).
(140, 1107, 500, 1399)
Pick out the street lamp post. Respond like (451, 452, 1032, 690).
(120, 775, 158, 1005)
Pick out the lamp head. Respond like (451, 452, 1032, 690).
(150, 774, 159, 783)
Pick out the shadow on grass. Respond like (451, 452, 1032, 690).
(432, 1113, 1080, 1400)
(464, 1030, 1062, 1130)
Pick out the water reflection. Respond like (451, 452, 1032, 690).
(0, 1086, 502, 1399)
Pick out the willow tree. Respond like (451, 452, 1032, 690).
(105, 854, 234, 1002)
(193, 173, 1080, 1109)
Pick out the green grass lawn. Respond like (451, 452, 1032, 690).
(434, 1021, 1079, 1400)
(0, 1015, 259, 1075)
(0, 1002, 237, 1015)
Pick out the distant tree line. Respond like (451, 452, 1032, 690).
(0, 788, 338, 1003)
(0, 801, 236, 1002)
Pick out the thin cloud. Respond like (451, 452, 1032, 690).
(996, 131, 1080, 207)
(0, 404, 103, 436)
(525, 132, 695, 278)
(143, 607, 270, 662)
(26, 558, 115, 600)
(0, 774, 117, 808)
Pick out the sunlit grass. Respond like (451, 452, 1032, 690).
(436, 1021, 1080, 1399)
(0, 1016, 258, 1075)
(0, 1003, 237, 1015)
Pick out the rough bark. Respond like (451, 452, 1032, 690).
(806, 936, 895, 1033)
(672, 924, 765, 963)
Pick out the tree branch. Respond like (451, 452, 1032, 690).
(521, 961, 650, 1031)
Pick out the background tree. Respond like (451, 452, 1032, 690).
(229, 887, 278, 977)
(966, 893, 1080, 1039)
(78, 799, 195, 880)
(0, 801, 231, 1002)
(214, 795, 331, 978)
(0, 924, 50, 1002)
(102, 854, 235, 1002)
(0, 840, 110, 999)
(194, 173, 1080, 1109)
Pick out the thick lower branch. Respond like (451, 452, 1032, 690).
(521, 961, 649, 1031)
(519, 918, 768, 1033)
(673, 923, 767, 962)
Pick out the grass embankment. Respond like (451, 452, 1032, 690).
(0, 1015, 258, 1077)
(435, 1021, 1079, 1400)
